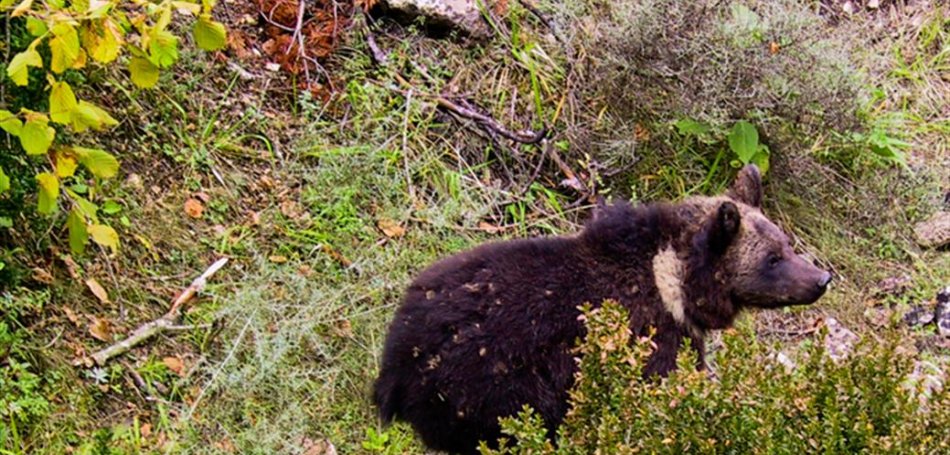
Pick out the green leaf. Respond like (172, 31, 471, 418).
(67, 208, 88, 254)
(26, 17, 47, 36)
(148, 29, 179, 68)
(50, 80, 79, 124)
(50, 23, 82, 73)
(67, 189, 99, 222)
(0, 166, 9, 193)
(727, 121, 759, 164)
(101, 200, 122, 215)
(20, 117, 56, 155)
(128, 56, 159, 88)
(0, 110, 23, 136)
(7, 49, 43, 86)
(751, 145, 770, 176)
(193, 15, 227, 51)
(675, 119, 711, 137)
(74, 147, 119, 178)
(88, 224, 119, 252)
(71, 101, 118, 132)
(36, 172, 59, 215)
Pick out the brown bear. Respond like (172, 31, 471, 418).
(373, 165, 831, 454)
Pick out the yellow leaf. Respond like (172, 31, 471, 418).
(7, 49, 42, 86)
(156, 5, 173, 31)
(49, 80, 78, 124)
(49, 23, 81, 73)
(71, 48, 88, 69)
(193, 14, 227, 51)
(87, 19, 123, 63)
(74, 147, 119, 178)
(0, 110, 22, 136)
(128, 56, 159, 88)
(88, 224, 119, 252)
(10, 0, 32, 17)
(85, 277, 111, 304)
(55, 150, 79, 177)
(20, 117, 56, 155)
(36, 172, 59, 214)
(71, 101, 118, 132)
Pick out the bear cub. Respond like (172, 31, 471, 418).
(374, 165, 832, 454)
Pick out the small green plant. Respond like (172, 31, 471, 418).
(0, 0, 228, 255)
(726, 120, 769, 175)
(0, 289, 52, 453)
(484, 301, 950, 454)
(361, 426, 416, 454)
(675, 118, 770, 176)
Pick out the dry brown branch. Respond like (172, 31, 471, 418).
(89, 258, 230, 366)
(361, 14, 547, 145)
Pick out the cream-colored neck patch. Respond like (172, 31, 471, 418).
(652, 244, 687, 325)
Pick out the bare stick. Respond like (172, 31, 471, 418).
(361, 14, 547, 145)
(89, 258, 229, 366)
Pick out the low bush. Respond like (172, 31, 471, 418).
(484, 301, 950, 454)
(574, 0, 864, 136)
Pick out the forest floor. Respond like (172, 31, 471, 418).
(2, 0, 948, 453)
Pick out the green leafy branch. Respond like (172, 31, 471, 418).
(1, 0, 227, 254)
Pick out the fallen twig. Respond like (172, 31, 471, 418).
(89, 258, 229, 366)
(361, 13, 547, 145)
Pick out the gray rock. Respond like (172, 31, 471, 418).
(823, 318, 858, 362)
(382, 0, 490, 38)
(904, 304, 935, 327)
(903, 360, 945, 407)
(936, 285, 950, 337)
(914, 211, 950, 249)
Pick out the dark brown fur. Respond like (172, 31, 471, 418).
(373, 166, 830, 454)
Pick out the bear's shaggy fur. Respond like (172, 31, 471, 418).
(373, 166, 831, 454)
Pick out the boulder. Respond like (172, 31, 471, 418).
(914, 211, 950, 249)
(381, 0, 490, 38)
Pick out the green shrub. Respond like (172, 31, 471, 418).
(576, 0, 863, 136)
(0, 0, 228, 256)
(484, 301, 950, 454)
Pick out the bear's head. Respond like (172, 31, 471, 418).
(701, 165, 832, 309)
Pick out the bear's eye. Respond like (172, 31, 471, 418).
(767, 253, 782, 267)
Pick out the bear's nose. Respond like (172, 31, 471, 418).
(817, 272, 832, 289)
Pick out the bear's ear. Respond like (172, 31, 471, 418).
(728, 165, 762, 207)
(709, 202, 741, 255)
